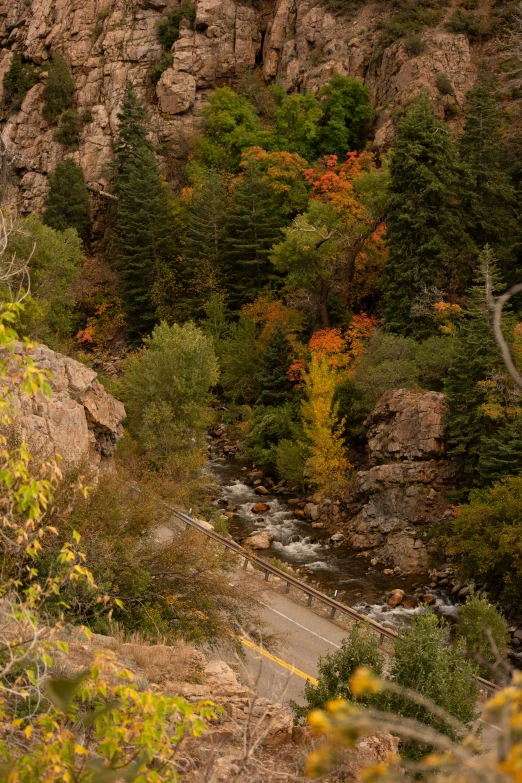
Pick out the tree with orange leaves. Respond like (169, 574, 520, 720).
(270, 152, 389, 326)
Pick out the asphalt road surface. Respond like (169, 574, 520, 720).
(233, 588, 348, 705)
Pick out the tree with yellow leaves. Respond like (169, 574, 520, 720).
(301, 353, 351, 499)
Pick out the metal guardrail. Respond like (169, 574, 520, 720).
(158, 500, 500, 697)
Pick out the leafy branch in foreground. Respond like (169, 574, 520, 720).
(0, 304, 217, 781)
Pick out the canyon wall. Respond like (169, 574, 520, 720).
(0, 0, 481, 214)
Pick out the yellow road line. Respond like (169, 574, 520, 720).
(239, 636, 319, 685)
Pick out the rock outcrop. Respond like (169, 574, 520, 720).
(346, 389, 452, 574)
(4, 343, 125, 470)
(0, 0, 481, 214)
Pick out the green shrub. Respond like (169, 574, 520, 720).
(149, 52, 174, 85)
(388, 612, 480, 757)
(319, 0, 365, 18)
(404, 33, 426, 55)
(42, 52, 74, 124)
(455, 594, 509, 681)
(445, 473, 522, 606)
(3, 52, 38, 111)
(122, 321, 219, 467)
(378, 0, 450, 45)
(246, 403, 302, 471)
(4, 215, 83, 345)
(157, 1, 195, 50)
(40, 472, 260, 643)
(436, 72, 455, 95)
(53, 108, 85, 147)
(275, 439, 308, 487)
(291, 623, 384, 722)
(446, 8, 489, 40)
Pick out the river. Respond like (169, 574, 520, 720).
(208, 453, 458, 632)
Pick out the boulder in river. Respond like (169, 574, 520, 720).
(252, 502, 269, 513)
(387, 589, 405, 607)
(254, 486, 269, 495)
(420, 593, 437, 605)
(243, 531, 273, 549)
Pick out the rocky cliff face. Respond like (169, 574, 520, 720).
(3, 342, 125, 470)
(0, 0, 482, 214)
(345, 389, 453, 574)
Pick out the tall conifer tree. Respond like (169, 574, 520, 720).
(444, 248, 510, 494)
(256, 327, 294, 407)
(459, 64, 520, 281)
(382, 95, 473, 338)
(113, 81, 174, 335)
(184, 170, 229, 314)
(223, 162, 284, 310)
(43, 159, 91, 242)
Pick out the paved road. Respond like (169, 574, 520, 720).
(228, 588, 348, 705)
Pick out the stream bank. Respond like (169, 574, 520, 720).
(207, 449, 460, 632)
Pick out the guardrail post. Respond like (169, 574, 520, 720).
(330, 607, 336, 619)
(264, 570, 270, 582)
(285, 581, 290, 594)
(243, 557, 249, 570)
(379, 633, 385, 646)
(307, 594, 313, 607)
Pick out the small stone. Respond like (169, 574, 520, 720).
(401, 598, 418, 608)
(458, 586, 470, 598)
(311, 521, 325, 528)
(287, 498, 301, 506)
(370, 558, 378, 566)
(330, 533, 344, 543)
(383, 568, 394, 576)
(254, 486, 269, 495)
(293, 509, 305, 520)
(420, 594, 437, 605)
(513, 629, 522, 642)
(251, 502, 269, 513)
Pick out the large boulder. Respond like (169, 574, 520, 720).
(242, 530, 273, 549)
(366, 389, 448, 464)
(3, 343, 125, 470)
(345, 390, 452, 574)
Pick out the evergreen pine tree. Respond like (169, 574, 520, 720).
(184, 170, 229, 314)
(478, 416, 522, 487)
(222, 162, 284, 310)
(256, 327, 294, 407)
(3, 52, 37, 111)
(444, 248, 507, 494)
(42, 52, 74, 124)
(381, 95, 473, 338)
(42, 159, 91, 242)
(114, 81, 175, 335)
(459, 64, 520, 281)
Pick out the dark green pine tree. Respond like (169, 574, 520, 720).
(444, 249, 506, 494)
(184, 169, 229, 314)
(114, 81, 175, 335)
(256, 327, 294, 407)
(222, 162, 284, 310)
(459, 64, 520, 281)
(3, 52, 37, 111)
(42, 159, 91, 242)
(478, 416, 522, 487)
(381, 94, 474, 338)
(42, 52, 74, 124)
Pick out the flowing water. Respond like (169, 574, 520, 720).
(208, 454, 458, 632)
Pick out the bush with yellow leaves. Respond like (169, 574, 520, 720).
(0, 303, 217, 782)
(305, 665, 522, 783)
